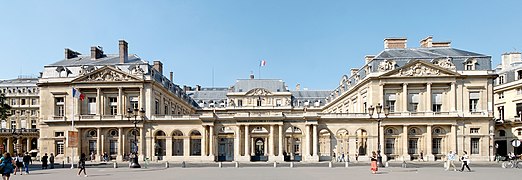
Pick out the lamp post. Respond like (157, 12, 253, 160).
(126, 108, 145, 168)
(368, 103, 389, 167)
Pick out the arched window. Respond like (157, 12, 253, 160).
(189, 130, 201, 156)
(499, 130, 506, 137)
(172, 130, 184, 156)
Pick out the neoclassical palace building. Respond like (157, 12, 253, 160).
(38, 37, 497, 162)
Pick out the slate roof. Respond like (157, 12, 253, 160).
(46, 54, 145, 67)
(0, 78, 38, 87)
(374, 47, 488, 60)
(232, 79, 288, 92)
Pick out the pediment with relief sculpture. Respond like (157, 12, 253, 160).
(72, 66, 143, 83)
(381, 60, 460, 78)
(245, 88, 272, 96)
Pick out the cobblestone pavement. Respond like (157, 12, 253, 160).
(12, 162, 521, 180)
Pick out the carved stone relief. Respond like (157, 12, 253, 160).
(398, 63, 440, 76)
(378, 60, 396, 72)
(434, 58, 456, 71)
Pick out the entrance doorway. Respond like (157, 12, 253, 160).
(495, 140, 507, 156)
(251, 138, 267, 161)
(218, 138, 234, 161)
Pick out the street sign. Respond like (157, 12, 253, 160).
(68, 131, 79, 148)
(512, 139, 521, 147)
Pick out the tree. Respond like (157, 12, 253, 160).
(0, 93, 11, 121)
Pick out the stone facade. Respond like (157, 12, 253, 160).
(36, 37, 497, 163)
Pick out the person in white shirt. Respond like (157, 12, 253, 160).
(445, 151, 457, 171)
(460, 151, 472, 172)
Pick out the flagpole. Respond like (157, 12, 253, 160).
(71, 89, 75, 169)
(258, 65, 261, 79)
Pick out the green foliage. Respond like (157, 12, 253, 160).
(0, 94, 12, 120)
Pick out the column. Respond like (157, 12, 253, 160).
(26, 138, 31, 151)
(100, 134, 105, 160)
(118, 87, 123, 116)
(426, 125, 433, 160)
(122, 134, 126, 158)
(97, 128, 101, 161)
(138, 127, 144, 158)
(6, 138, 11, 154)
(96, 88, 101, 116)
(426, 83, 432, 112)
(312, 125, 317, 156)
(269, 125, 275, 156)
(402, 125, 408, 156)
(264, 137, 268, 155)
(451, 125, 457, 153)
(139, 87, 144, 110)
(305, 125, 310, 156)
(209, 125, 214, 156)
(244, 125, 250, 157)
(278, 125, 283, 156)
(234, 125, 240, 158)
(379, 124, 385, 153)
(166, 137, 173, 157)
(450, 82, 456, 112)
(201, 126, 207, 157)
(403, 83, 408, 112)
(117, 128, 123, 160)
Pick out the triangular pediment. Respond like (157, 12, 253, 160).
(72, 66, 143, 83)
(245, 88, 272, 96)
(380, 60, 461, 78)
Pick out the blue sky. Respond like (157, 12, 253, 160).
(1, 0, 521, 90)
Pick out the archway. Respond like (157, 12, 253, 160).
(284, 126, 302, 161)
(189, 130, 201, 156)
(250, 126, 269, 161)
(318, 129, 332, 160)
(154, 130, 166, 160)
(355, 129, 368, 156)
(217, 126, 234, 161)
(171, 130, 184, 156)
(336, 129, 349, 162)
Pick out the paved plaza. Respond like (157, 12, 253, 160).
(12, 163, 520, 180)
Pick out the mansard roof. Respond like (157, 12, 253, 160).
(374, 47, 488, 60)
(47, 54, 145, 67)
(232, 79, 288, 93)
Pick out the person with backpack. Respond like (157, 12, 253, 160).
(1, 152, 15, 180)
(12, 154, 23, 175)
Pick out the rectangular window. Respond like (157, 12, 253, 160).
(432, 138, 442, 154)
(89, 140, 97, 155)
(470, 128, 479, 134)
(10, 120, 16, 130)
(471, 138, 480, 154)
(87, 97, 96, 115)
(164, 102, 169, 114)
(408, 138, 418, 154)
(256, 99, 262, 106)
(109, 97, 117, 115)
(469, 92, 479, 112)
(56, 140, 65, 155)
(55, 97, 65, 116)
(55, 131, 64, 137)
(498, 106, 505, 120)
(31, 99, 37, 105)
(237, 100, 243, 107)
(10, 99, 16, 106)
(432, 93, 442, 112)
(516, 103, 522, 118)
(109, 140, 118, 159)
(385, 138, 395, 154)
(129, 96, 139, 110)
(20, 99, 26, 105)
(518, 88, 522, 95)
(408, 93, 419, 112)
(498, 92, 504, 99)
(518, 70, 522, 80)
(498, 75, 505, 84)
(155, 99, 160, 114)
(276, 99, 282, 107)
(31, 120, 36, 129)
(385, 94, 396, 112)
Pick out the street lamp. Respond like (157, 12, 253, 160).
(126, 108, 145, 168)
(368, 103, 389, 167)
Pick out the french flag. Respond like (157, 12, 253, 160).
(72, 88, 85, 101)
(260, 60, 266, 67)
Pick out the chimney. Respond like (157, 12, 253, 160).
(196, 85, 201, 91)
(384, 38, 407, 49)
(153, 61, 163, 75)
(296, 83, 301, 91)
(90, 46, 104, 60)
(64, 48, 81, 59)
(364, 55, 375, 64)
(250, 72, 254, 79)
(432, 41, 451, 47)
(420, 36, 433, 48)
(169, 71, 173, 82)
(350, 68, 358, 76)
(119, 40, 128, 64)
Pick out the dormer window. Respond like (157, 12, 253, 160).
(465, 59, 476, 70)
(517, 70, 522, 80)
(498, 75, 505, 85)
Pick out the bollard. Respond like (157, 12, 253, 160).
(114, 161, 118, 168)
(273, 162, 277, 168)
(62, 161, 65, 168)
(235, 161, 239, 168)
(165, 161, 169, 168)
(181, 161, 186, 168)
(329, 161, 332, 168)
(385, 161, 389, 168)
(219, 162, 222, 168)
(290, 162, 294, 168)
(345, 161, 349, 168)
(402, 161, 407, 168)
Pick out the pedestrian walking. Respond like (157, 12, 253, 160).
(460, 151, 471, 172)
(90, 152, 95, 162)
(445, 151, 457, 171)
(419, 151, 425, 161)
(13, 153, 23, 175)
(0, 152, 15, 180)
(370, 151, 378, 174)
(49, 153, 55, 169)
(22, 153, 31, 175)
(103, 152, 108, 162)
(77, 153, 87, 177)
(41, 153, 48, 169)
